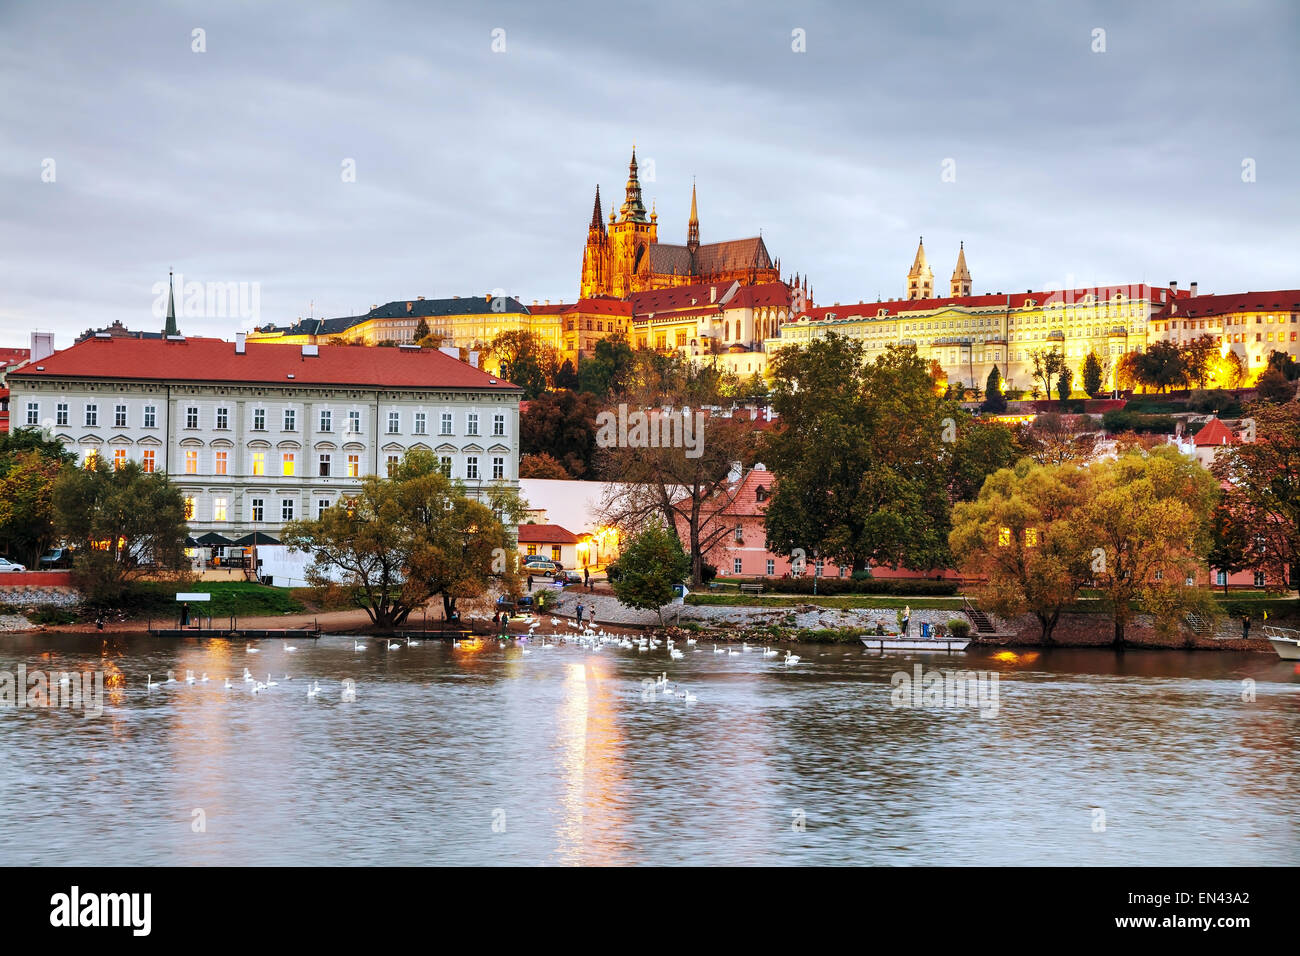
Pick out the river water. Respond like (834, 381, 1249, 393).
(0, 632, 1295, 866)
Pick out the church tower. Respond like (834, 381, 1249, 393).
(907, 237, 934, 300)
(608, 148, 656, 298)
(579, 185, 611, 298)
(686, 182, 700, 254)
(950, 242, 972, 297)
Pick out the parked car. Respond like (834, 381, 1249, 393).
(496, 594, 535, 614)
(522, 557, 559, 574)
(39, 548, 73, 569)
(557, 569, 583, 584)
(0, 557, 27, 573)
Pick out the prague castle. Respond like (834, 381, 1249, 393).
(579, 149, 782, 299)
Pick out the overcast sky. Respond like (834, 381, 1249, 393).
(1, 0, 1297, 349)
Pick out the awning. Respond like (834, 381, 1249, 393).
(185, 536, 201, 547)
(232, 532, 280, 546)
(195, 532, 233, 546)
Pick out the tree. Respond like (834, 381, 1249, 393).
(950, 460, 1094, 643)
(578, 335, 636, 397)
(1081, 351, 1104, 398)
(519, 452, 570, 479)
(1030, 347, 1065, 401)
(52, 459, 189, 603)
(413, 317, 430, 343)
(947, 416, 1028, 503)
(609, 522, 689, 627)
(762, 338, 954, 574)
(1135, 341, 1188, 393)
(487, 330, 558, 400)
(0, 427, 74, 565)
(1056, 366, 1073, 403)
(520, 389, 603, 478)
(1082, 446, 1219, 648)
(1255, 365, 1296, 404)
(981, 366, 1007, 413)
(282, 451, 521, 626)
(1181, 335, 1218, 389)
(1025, 413, 1098, 465)
(1211, 402, 1300, 590)
(1267, 349, 1300, 381)
(554, 359, 579, 391)
(1207, 500, 1250, 594)
(597, 356, 753, 585)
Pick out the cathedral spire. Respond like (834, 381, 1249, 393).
(619, 147, 648, 223)
(163, 270, 178, 336)
(950, 241, 971, 297)
(589, 185, 605, 233)
(687, 180, 700, 253)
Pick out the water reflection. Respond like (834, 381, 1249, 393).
(0, 634, 1294, 865)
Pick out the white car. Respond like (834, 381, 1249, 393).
(0, 557, 26, 572)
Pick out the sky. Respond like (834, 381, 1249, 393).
(1, 0, 1297, 349)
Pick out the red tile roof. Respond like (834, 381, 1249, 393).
(0, 348, 30, 368)
(799, 284, 1180, 322)
(8, 337, 520, 391)
(1194, 417, 1237, 447)
(1154, 290, 1300, 321)
(517, 523, 581, 544)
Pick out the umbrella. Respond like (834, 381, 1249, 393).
(195, 532, 233, 546)
(232, 532, 280, 546)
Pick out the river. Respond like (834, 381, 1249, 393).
(1, 632, 1295, 865)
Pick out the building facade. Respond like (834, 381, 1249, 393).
(8, 335, 523, 540)
(1147, 289, 1300, 378)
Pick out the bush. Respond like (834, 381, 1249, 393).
(604, 562, 621, 583)
(756, 576, 959, 596)
(948, 618, 972, 640)
(29, 608, 77, 626)
(700, 562, 718, 584)
(1102, 409, 1177, 434)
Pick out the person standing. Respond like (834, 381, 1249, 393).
(576, 603, 585, 626)
(902, 605, 911, 637)
(527, 573, 534, 592)
(583, 567, 590, 589)
(1242, 614, 1251, 639)
(180, 602, 189, 628)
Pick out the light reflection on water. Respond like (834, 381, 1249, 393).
(0, 633, 1296, 866)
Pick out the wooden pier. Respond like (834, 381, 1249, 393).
(148, 616, 322, 640)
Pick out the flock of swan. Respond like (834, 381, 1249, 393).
(140, 620, 802, 704)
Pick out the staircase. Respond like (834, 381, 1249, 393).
(962, 599, 997, 635)
(1185, 611, 1214, 636)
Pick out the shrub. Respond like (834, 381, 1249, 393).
(757, 576, 959, 596)
(29, 608, 77, 626)
(700, 562, 718, 584)
(948, 618, 972, 640)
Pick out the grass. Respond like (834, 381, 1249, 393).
(126, 581, 306, 619)
(686, 594, 967, 610)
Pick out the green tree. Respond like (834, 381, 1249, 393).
(1211, 402, 1300, 590)
(413, 316, 430, 343)
(1081, 351, 1104, 398)
(950, 460, 1094, 643)
(0, 427, 74, 565)
(52, 459, 189, 603)
(1083, 446, 1219, 648)
(1255, 365, 1296, 404)
(1206, 500, 1250, 594)
(1181, 335, 1218, 389)
(578, 335, 636, 397)
(947, 416, 1029, 502)
(1055, 366, 1073, 403)
(763, 338, 953, 573)
(282, 451, 521, 626)
(487, 330, 558, 400)
(1030, 347, 1065, 401)
(981, 366, 1007, 413)
(1266, 349, 1300, 381)
(554, 358, 579, 391)
(609, 522, 689, 626)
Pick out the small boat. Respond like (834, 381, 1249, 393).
(1264, 625, 1300, 661)
(861, 633, 969, 653)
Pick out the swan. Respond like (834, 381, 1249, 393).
(224, 677, 232, 689)
(784, 651, 801, 666)
(185, 670, 195, 684)
(670, 649, 684, 660)
(728, 648, 740, 656)
(341, 683, 356, 702)
(407, 636, 421, 647)
(713, 645, 725, 654)
(165, 670, 176, 683)
(242, 668, 254, 683)
(387, 641, 401, 650)
(265, 674, 278, 687)
(762, 647, 778, 658)
(353, 640, 367, 651)
(683, 690, 698, 703)
(199, 673, 210, 683)
(307, 681, 320, 699)
(741, 644, 752, 653)
(685, 637, 697, 645)
(285, 644, 297, 652)
(247, 646, 260, 653)
(145, 675, 159, 690)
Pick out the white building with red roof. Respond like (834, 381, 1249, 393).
(8, 334, 523, 545)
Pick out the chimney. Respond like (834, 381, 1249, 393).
(1189, 281, 1198, 297)
(30, 330, 55, 362)
(1170, 281, 1177, 292)
(235, 331, 246, 354)
(406, 302, 413, 313)
(438, 346, 459, 361)
(710, 286, 717, 303)
(417, 296, 425, 301)
(468, 350, 480, 368)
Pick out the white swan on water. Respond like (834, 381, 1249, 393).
(146, 675, 159, 691)
(285, 644, 297, 652)
(353, 640, 367, 651)
(265, 674, 278, 687)
(165, 670, 176, 683)
(307, 681, 320, 699)
(784, 651, 801, 666)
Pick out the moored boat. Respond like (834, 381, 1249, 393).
(1263, 625, 1300, 661)
(861, 634, 969, 652)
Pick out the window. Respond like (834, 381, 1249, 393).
(185, 406, 198, 429)
(492, 456, 504, 480)
(251, 498, 264, 522)
(734, 524, 743, 543)
(815, 558, 824, 576)
(347, 454, 360, 478)
(317, 499, 331, 518)
(733, 558, 743, 574)
(467, 413, 479, 436)
(551, 546, 562, 562)
(213, 498, 228, 522)
(755, 485, 767, 502)
(183, 496, 195, 520)
(142, 449, 155, 473)
(466, 456, 479, 480)
(1025, 527, 1039, 547)
(386, 455, 399, 477)
(440, 412, 453, 435)
(766, 559, 775, 575)
(1254, 571, 1266, 588)
(319, 410, 332, 433)
(318, 454, 331, 477)
(251, 452, 265, 476)
(84, 403, 98, 427)
(25, 402, 38, 426)
(216, 407, 229, 430)
(348, 410, 362, 433)
(526, 545, 537, 557)
(998, 527, 1011, 547)
(253, 408, 266, 431)
(387, 411, 400, 434)
(283, 409, 296, 431)
(57, 403, 68, 427)
(414, 412, 427, 435)
(493, 413, 505, 436)
(282, 452, 295, 477)
(281, 498, 295, 521)
(113, 448, 127, 470)
(214, 450, 228, 475)
(438, 456, 452, 477)
(185, 450, 198, 474)
(114, 404, 128, 427)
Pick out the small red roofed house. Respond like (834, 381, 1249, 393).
(517, 523, 588, 570)
(1190, 416, 1239, 468)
